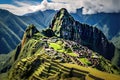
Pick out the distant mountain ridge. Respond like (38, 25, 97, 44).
(0, 9, 26, 53)
(0, 9, 55, 54)
(72, 9, 120, 39)
(0, 8, 120, 54)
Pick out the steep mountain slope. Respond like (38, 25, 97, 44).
(0, 9, 27, 54)
(50, 8, 115, 61)
(111, 34, 120, 66)
(72, 9, 120, 39)
(0, 9, 55, 54)
(112, 48, 120, 66)
(0, 24, 120, 80)
(22, 10, 55, 29)
(111, 33, 120, 49)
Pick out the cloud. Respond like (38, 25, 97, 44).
(51, 0, 120, 14)
(0, 0, 120, 15)
(0, 1, 39, 15)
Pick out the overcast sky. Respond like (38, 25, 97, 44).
(0, 0, 120, 15)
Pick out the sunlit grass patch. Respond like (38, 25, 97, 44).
(49, 43, 62, 50)
(67, 52, 78, 57)
(79, 58, 91, 65)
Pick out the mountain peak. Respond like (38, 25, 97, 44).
(53, 8, 73, 19)
(49, 8, 115, 60)
(22, 24, 39, 47)
(50, 8, 74, 36)
(59, 8, 68, 14)
(25, 24, 39, 38)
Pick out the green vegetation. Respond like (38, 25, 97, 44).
(63, 63, 120, 80)
(49, 41, 78, 57)
(112, 48, 120, 67)
(97, 56, 120, 74)
(79, 58, 91, 66)
(8, 52, 120, 80)
(49, 43, 62, 50)
(67, 52, 78, 57)
(111, 34, 120, 67)
(33, 32, 45, 40)
(1, 25, 120, 80)
(111, 35, 120, 49)
(65, 48, 78, 57)
(56, 40, 63, 45)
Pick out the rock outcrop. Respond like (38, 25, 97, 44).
(22, 24, 39, 47)
(50, 8, 115, 60)
(14, 24, 39, 61)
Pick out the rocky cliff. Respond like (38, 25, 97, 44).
(50, 8, 115, 60)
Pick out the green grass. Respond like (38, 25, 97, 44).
(65, 48, 78, 57)
(49, 42, 78, 57)
(56, 41, 63, 45)
(58, 49, 65, 53)
(33, 32, 45, 39)
(62, 63, 120, 80)
(79, 58, 91, 65)
(67, 52, 78, 57)
(49, 43, 62, 50)
(49, 42, 65, 53)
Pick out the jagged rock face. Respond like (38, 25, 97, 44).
(50, 8, 115, 60)
(50, 8, 74, 37)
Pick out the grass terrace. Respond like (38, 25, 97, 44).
(48, 40, 78, 57)
(79, 58, 91, 66)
